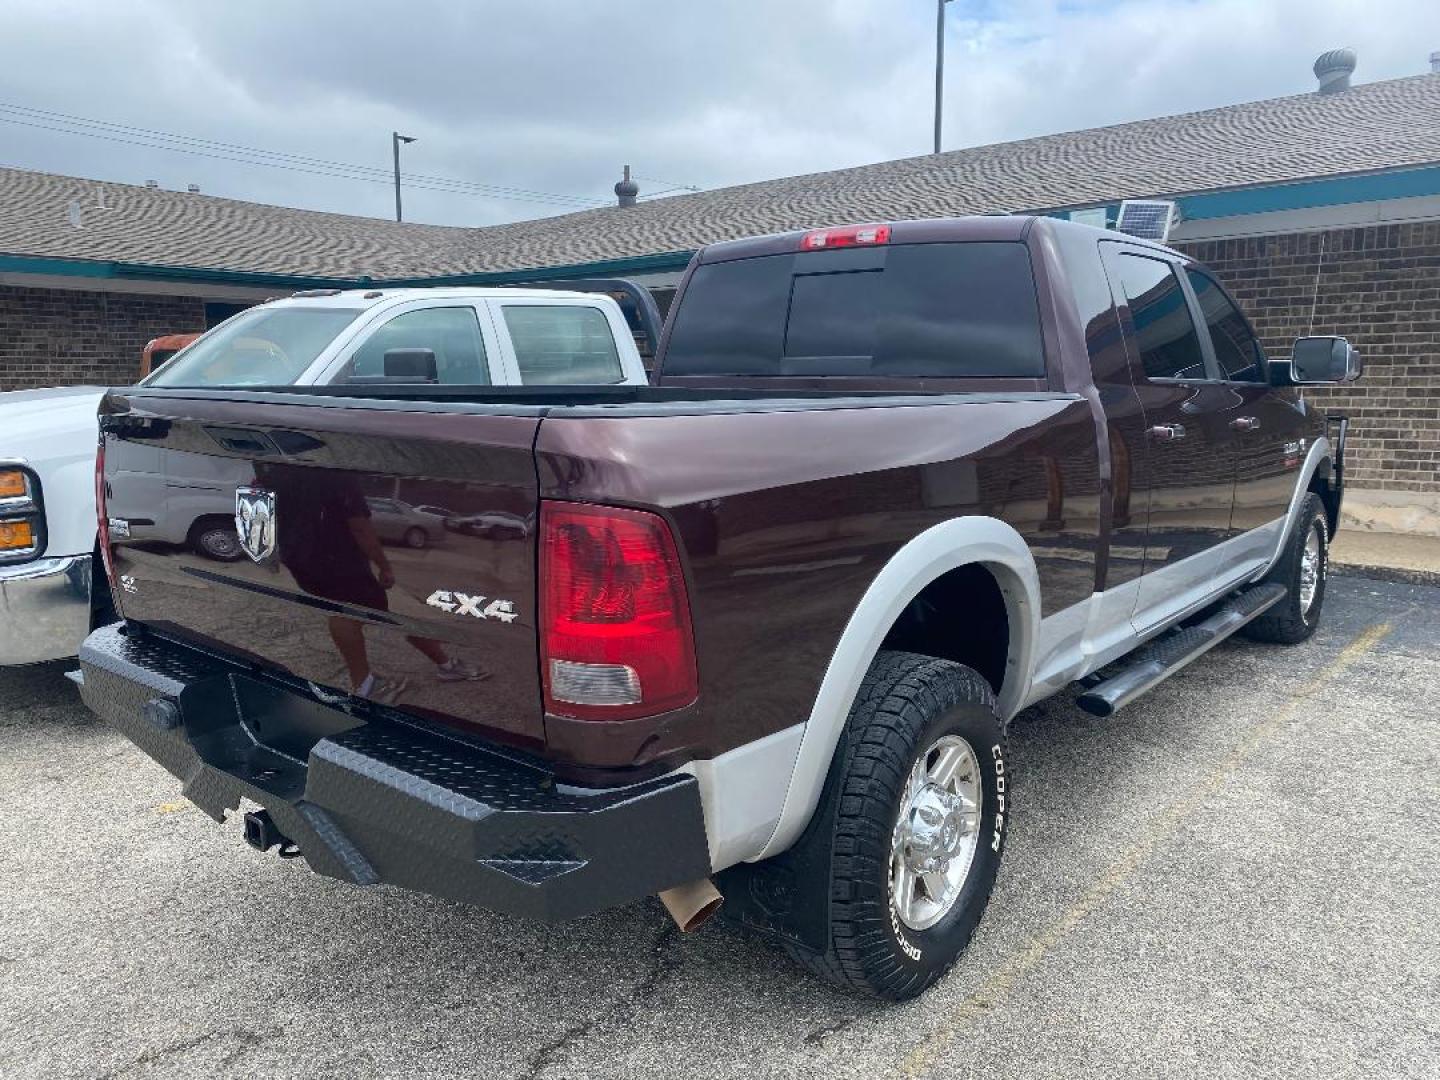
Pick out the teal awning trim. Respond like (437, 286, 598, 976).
(1176, 163, 1440, 220)
(0, 248, 694, 291)
(0, 251, 359, 289)
(1049, 162, 1440, 225)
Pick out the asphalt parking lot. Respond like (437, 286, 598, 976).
(2, 573, 1436, 1080)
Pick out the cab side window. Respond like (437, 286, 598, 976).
(348, 306, 490, 384)
(1186, 268, 1266, 383)
(501, 305, 624, 384)
(1115, 254, 1209, 381)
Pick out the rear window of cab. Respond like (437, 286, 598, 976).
(662, 241, 1046, 378)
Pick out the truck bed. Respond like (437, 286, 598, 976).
(98, 381, 1099, 774)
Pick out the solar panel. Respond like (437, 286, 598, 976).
(1115, 200, 1177, 241)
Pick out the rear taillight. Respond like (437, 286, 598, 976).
(95, 434, 115, 586)
(540, 501, 698, 721)
(800, 223, 891, 250)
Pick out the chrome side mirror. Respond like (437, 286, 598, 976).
(1287, 336, 1362, 384)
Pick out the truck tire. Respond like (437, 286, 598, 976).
(785, 650, 1008, 1000)
(1242, 492, 1328, 645)
(190, 519, 244, 562)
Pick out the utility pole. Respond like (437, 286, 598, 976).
(392, 131, 417, 221)
(934, 0, 952, 154)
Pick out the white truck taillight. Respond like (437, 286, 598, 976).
(539, 501, 698, 721)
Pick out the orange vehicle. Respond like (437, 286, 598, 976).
(140, 333, 202, 377)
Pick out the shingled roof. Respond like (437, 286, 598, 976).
(4, 72, 1440, 280)
(0, 167, 471, 279)
(467, 71, 1440, 271)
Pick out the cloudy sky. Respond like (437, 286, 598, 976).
(3, 0, 1440, 227)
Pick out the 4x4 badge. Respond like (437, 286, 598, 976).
(425, 590, 518, 623)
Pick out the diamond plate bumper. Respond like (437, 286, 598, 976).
(78, 622, 711, 922)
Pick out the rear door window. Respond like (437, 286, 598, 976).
(500, 304, 624, 384)
(663, 242, 1046, 378)
(346, 306, 491, 384)
(1185, 268, 1266, 382)
(1114, 254, 1210, 381)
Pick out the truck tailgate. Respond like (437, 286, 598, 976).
(100, 392, 546, 748)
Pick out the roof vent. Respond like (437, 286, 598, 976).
(1430, 50, 1440, 74)
(145, 179, 159, 189)
(186, 183, 200, 194)
(1314, 48, 1356, 94)
(614, 165, 639, 208)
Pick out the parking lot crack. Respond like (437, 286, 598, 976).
(518, 920, 682, 1080)
(631, 921, 683, 1008)
(803, 1010, 875, 1046)
(519, 1013, 598, 1080)
(95, 1025, 282, 1079)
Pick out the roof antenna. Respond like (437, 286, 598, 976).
(1307, 233, 1328, 335)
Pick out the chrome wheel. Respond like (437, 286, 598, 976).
(1299, 525, 1323, 615)
(889, 734, 983, 931)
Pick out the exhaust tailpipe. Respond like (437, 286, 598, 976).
(657, 878, 723, 932)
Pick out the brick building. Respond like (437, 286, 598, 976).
(1179, 224, 1440, 529)
(3, 56, 1439, 529)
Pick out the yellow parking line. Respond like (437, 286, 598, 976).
(154, 800, 190, 814)
(899, 621, 1391, 1078)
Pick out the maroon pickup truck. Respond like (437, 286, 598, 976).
(81, 215, 1359, 1000)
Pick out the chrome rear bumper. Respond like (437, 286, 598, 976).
(0, 555, 91, 665)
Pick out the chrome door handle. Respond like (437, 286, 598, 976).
(1230, 416, 1261, 432)
(1147, 424, 1187, 442)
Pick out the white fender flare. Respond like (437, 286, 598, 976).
(753, 516, 1042, 861)
(1254, 435, 1332, 580)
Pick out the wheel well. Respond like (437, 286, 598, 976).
(186, 513, 234, 542)
(880, 563, 1009, 696)
(1308, 459, 1340, 538)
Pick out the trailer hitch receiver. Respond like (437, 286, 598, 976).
(243, 809, 302, 858)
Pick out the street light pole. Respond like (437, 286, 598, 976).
(392, 131, 417, 222)
(934, 0, 951, 154)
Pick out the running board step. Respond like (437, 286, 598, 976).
(1075, 583, 1288, 718)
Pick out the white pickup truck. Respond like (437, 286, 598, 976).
(0, 285, 652, 666)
